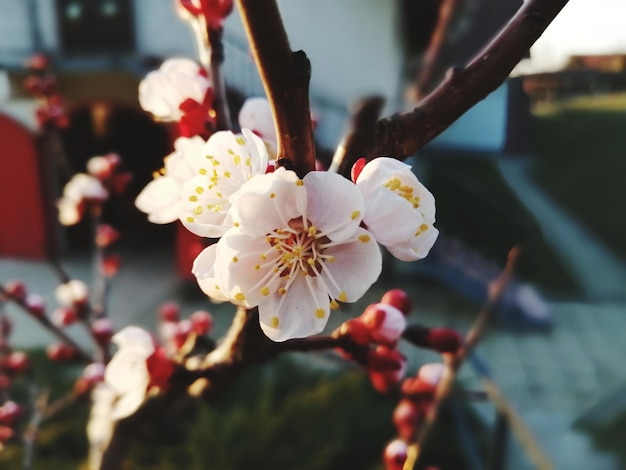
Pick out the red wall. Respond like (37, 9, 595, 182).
(0, 114, 49, 259)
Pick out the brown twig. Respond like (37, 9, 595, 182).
(207, 27, 232, 131)
(368, 0, 570, 159)
(236, 0, 315, 176)
(405, 246, 520, 469)
(410, 0, 461, 100)
(328, 96, 385, 178)
(0, 286, 92, 363)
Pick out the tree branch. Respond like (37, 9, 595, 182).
(236, 0, 315, 176)
(328, 96, 385, 178)
(368, 0, 570, 159)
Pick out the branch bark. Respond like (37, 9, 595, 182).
(368, 0, 570, 159)
(236, 0, 315, 176)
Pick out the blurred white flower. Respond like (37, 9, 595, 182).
(138, 58, 210, 121)
(180, 129, 269, 238)
(104, 326, 155, 420)
(55, 279, 89, 307)
(238, 97, 277, 152)
(63, 173, 108, 202)
(135, 135, 206, 223)
(193, 168, 382, 341)
(355, 157, 438, 261)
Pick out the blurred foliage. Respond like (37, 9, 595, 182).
(422, 154, 580, 294)
(531, 93, 626, 262)
(0, 352, 491, 469)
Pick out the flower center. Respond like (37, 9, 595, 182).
(267, 217, 330, 277)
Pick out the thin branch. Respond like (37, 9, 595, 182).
(207, 27, 232, 131)
(406, 246, 520, 469)
(410, 0, 461, 100)
(0, 286, 92, 363)
(328, 96, 385, 177)
(368, 0, 570, 159)
(236, 0, 315, 176)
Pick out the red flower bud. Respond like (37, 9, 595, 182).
(0, 401, 22, 425)
(52, 306, 78, 327)
(101, 254, 121, 278)
(5, 352, 30, 374)
(47, 343, 80, 362)
(92, 318, 114, 345)
(146, 347, 174, 390)
(426, 328, 463, 354)
(158, 302, 180, 323)
(95, 224, 120, 247)
(0, 425, 15, 442)
(3, 280, 26, 300)
(351, 157, 367, 182)
(380, 289, 412, 316)
(360, 303, 406, 347)
(339, 318, 371, 345)
(393, 399, 420, 441)
(190, 310, 213, 335)
(24, 294, 45, 317)
(383, 439, 408, 470)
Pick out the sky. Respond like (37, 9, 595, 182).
(514, 0, 626, 74)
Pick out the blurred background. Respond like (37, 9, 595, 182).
(0, 0, 625, 468)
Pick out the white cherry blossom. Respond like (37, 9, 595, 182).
(355, 157, 438, 261)
(138, 58, 210, 121)
(135, 136, 206, 223)
(63, 173, 108, 202)
(104, 326, 154, 420)
(193, 168, 382, 341)
(180, 129, 270, 238)
(238, 97, 277, 154)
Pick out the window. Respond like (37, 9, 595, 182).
(56, 0, 135, 54)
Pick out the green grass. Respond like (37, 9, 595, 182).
(531, 93, 626, 261)
(0, 353, 487, 469)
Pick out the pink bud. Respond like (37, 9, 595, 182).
(393, 399, 420, 441)
(47, 343, 79, 362)
(52, 306, 78, 327)
(82, 362, 106, 383)
(24, 294, 46, 317)
(0, 401, 22, 425)
(402, 363, 445, 396)
(101, 254, 121, 277)
(92, 318, 114, 345)
(5, 352, 30, 374)
(158, 302, 180, 323)
(383, 439, 408, 470)
(95, 224, 120, 247)
(360, 303, 406, 347)
(190, 310, 213, 335)
(381, 289, 412, 316)
(0, 425, 15, 442)
(3, 280, 26, 300)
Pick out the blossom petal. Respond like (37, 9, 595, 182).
(361, 188, 421, 247)
(229, 168, 306, 232)
(304, 171, 364, 241)
(192, 244, 229, 302)
(258, 274, 329, 342)
(213, 228, 281, 308)
(387, 226, 439, 261)
(321, 227, 382, 302)
(135, 177, 182, 224)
